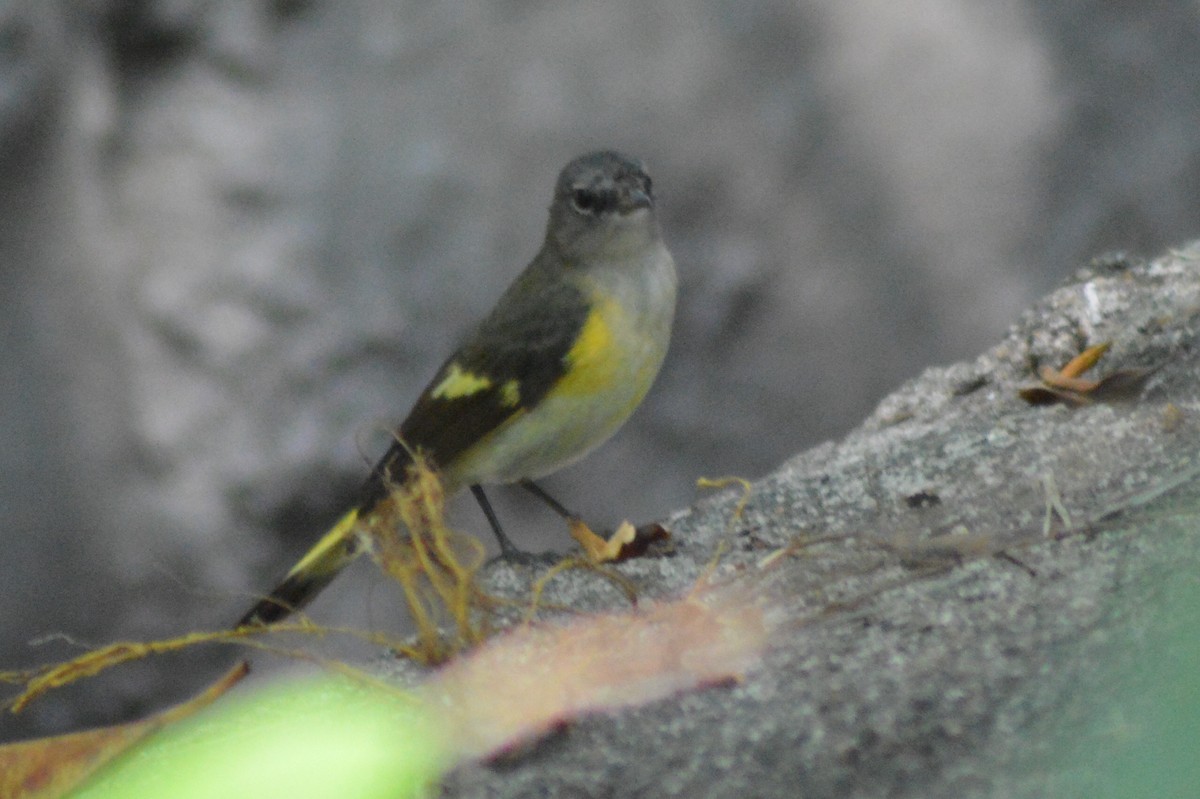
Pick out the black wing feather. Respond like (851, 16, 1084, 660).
(356, 263, 588, 510)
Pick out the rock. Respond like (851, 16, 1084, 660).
(440, 243, 1200, 797)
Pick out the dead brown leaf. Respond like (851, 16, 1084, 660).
(568, 520, 670, 563)
(1019, 341, 1158, 406)
(0, 663, 247, 799)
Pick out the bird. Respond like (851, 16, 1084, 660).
(236, 150, 677, 628)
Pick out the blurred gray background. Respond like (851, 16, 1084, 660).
(2, 0, 1198, 739)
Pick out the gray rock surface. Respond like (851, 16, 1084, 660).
(440, 244, 1200, 796)
(3, 0, 1200, 742)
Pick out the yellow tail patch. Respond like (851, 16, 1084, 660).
(288, 508, 360, 579)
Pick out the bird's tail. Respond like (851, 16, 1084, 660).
(234, 507, 365, 628)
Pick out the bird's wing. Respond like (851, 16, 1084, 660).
(357, 268, 589, 506)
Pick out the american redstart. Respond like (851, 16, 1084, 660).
(237, 150, 677, 627)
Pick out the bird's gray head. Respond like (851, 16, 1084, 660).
(545, 150, 660, 259)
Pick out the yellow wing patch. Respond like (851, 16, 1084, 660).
(431, 363, 493, 400)
(499, 379, 522, 407)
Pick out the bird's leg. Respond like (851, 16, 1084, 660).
(519, 479, 580, 522)
(522, 479, 622, 559)
(469, 484, 526, 560)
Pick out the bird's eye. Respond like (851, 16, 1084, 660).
(571, 188, 599, 214)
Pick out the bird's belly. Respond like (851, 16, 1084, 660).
(447, 330, 663, 487)
(444, 251, 675, 489)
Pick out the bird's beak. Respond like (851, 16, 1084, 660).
(621, 188, 652, 213)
